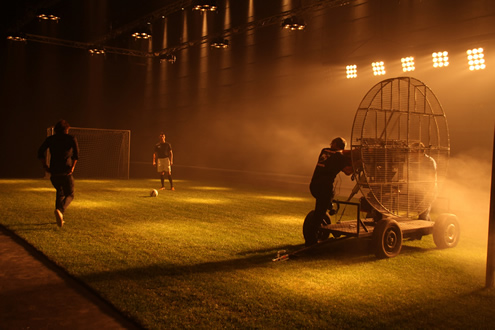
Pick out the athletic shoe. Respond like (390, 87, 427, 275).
(170, 187, 175, 191)
(54, 209, 64, 227)
(159, 187, 166, 190)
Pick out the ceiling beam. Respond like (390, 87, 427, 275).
(15, 0, 354, 59)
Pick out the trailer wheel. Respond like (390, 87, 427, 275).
(303, 211, 331, 245)
(373, 218, 403, 258)
(433, 214, 460, 249)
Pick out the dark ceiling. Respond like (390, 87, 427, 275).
(3, 0, 187, 47)
(2, 0, 352, 58)
(4, 0, 176, 35)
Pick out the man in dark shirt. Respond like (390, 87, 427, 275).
(153, 132, 174, 191)
(38, 120, 79, 227)
(306, 137, 352, 246)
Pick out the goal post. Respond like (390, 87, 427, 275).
(47, 127, 131, 179)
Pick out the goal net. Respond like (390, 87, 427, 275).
(47, 127, 131, 179)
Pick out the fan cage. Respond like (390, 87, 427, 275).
(350, 77, 449, 219)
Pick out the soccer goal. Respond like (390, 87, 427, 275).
(47, 127, 131, 179)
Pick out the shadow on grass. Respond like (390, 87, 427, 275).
(13, 222, 55, 227)
(290, 236, 437, 258)
(236, 244, 305, 256)
(80, 237, 441, 284)
(80, 252, 278, 284)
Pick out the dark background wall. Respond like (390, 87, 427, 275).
(1, 0, 494, 179)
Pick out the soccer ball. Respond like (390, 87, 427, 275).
(150, 189, 158, 197)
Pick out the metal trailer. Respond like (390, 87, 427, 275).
(301, 77, 460, 259)
(303, 200, 459, 258)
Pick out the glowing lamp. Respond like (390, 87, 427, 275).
(346, 65, 357, 79)
(193, 0, 217, 11)
(132, 32, 151, 39)
(467, 48, 486, 71)
(88, 48, 105, 55)
(401, 57, 415, 72)
(372, 61, 386, 76)
(37, 14, 60, 22)
(210, 38, 229, 49)
(432, 51, 449, 68)
(281, 17, 306, 31)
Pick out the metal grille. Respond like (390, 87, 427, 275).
(351, 77, 449, 218)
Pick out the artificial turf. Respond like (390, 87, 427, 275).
(0, 177, 493, 329)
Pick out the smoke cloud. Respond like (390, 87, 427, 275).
(440, 147, 492, 243)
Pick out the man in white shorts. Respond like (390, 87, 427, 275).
(153, 132, 174, 190)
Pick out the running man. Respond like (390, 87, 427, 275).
(38, 119, 79, 227)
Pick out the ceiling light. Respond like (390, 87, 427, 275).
(210, 38, 229, 49)
(6, 34, 27, 42)
(37, 14, 60, 22)
(193, 0, 217, 12)
(281, 17, 306, 31)
(88, 48, 105, 55)
(132, 32, 152, 39)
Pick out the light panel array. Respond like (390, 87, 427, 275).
(372, 61, 386, 76)
(345, 47, 488, 79)
(401, 56, 415, 72)
(467, 48, 485, 70)
(346, 65, 357, 79)
(432, 51, 449, 68)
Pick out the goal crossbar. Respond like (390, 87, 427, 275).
(47, 126, 131, 179)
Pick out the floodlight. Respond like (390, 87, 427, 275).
(6, 34, 27, 42)
(346, 65, 357, 79)
(37, 14, 60, 22)
(210, 38, 229, 49)
(193, 0, 217, 12)
(88, 48, 105, 55)
(401, 57, 415, 72)
(132, 32, 152, 39)
(432, 51, 449, 68)
(467, 48, 486, 71)
(281, 17, 306, 31)
(372, 61, 386, 76)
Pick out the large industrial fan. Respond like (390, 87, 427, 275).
(297, 77, 460, 259)
(351, 76, 450, 219)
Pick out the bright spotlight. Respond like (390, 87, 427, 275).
(372, 61, 386, 76)
(37, 14, 60, 22)
(88, 48, 105, 55)
(6, 34, 27, 42)
(401, 56, 415, 72)
(210, 38, 229, 49)
(467, 48, 486, 71)
(281, 17, 306, 31)
(432, 51, 449, 68)
(193, 0, 217, 12)
(346, 65, 357, 79)
(132, 32, 152, 39)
